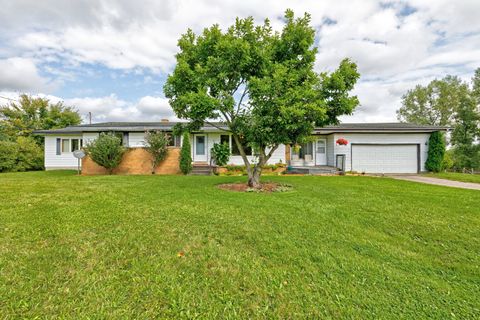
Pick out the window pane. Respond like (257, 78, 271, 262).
(174, 135, 181, 147)
(62, 139, 70, 153)
(299, 142, 313, 159)
(317, 140, 325, 153)
(220, 135, 230, 146)
(196, 136, 205, 155)
(122, 132, 129, 147)
(71, 139, 79, 152)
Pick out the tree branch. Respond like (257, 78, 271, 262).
(231, 133, 250, 168)
(205, 120, 231, 132)
(236, 86, 249, 116)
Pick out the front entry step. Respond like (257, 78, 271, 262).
(191, 164, 213, 176)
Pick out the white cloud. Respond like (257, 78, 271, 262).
(0, 57, 58, 93)
(0, 91, 179, 123)
(62, 94, 179, 123)
(1, 0, 479, 122)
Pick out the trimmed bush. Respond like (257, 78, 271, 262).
(85, 133, 126, 174)
(425, 131, 445, 172)
(144, 131, 169, 174)
(179, 132, 192, 174)
(211, 142, 230, 166)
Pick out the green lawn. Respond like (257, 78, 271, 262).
(424, 172, 480, 184)
(1, 171, 479, 319)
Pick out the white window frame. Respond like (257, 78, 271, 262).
(60, 138, 83, 154)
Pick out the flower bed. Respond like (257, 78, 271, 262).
(214, 163, 286, 176)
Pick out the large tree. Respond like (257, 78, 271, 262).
(396, 76, 465, 126)
(0, 94, 81, 143)
(164, 10, 360, 187)
(450, 86, 480, 168)
(397, 69, 480, 169)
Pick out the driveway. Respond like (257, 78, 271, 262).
(389, 175, 480, 190)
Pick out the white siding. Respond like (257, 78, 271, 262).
(326, 134, 335, 166)
(198, 133, 286, 165)
(44, 135, 83, 170)
(333, 133, 430, 172)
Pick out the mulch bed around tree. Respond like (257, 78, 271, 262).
(217, 182, 292, 193)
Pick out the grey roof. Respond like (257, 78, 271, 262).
(315, 122, 449, 133)
(33, 121, 448, 135)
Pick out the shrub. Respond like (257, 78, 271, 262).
(425, 131, 445, 172)
(16, 136, 43, 171)
(211, 142, 230, 166)
(144, 131, 169, 174)
(85, 133, 126, 174)
(0, 140, 18, 172)
(441, 150, 454, 171)
(0, 137, 43, 172)
(179, 132, 192, 174)
(452, 144, 480, 170)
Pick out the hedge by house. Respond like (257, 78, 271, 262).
(425, 131, 445, 172)
(179, 132, 192, 174)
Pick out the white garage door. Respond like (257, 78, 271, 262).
(352, 144, 418, 173)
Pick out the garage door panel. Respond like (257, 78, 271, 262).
(352, 145, 418, 173)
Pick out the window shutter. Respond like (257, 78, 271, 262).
(123, 132, 129, 147)
(56, 138, 61, 155)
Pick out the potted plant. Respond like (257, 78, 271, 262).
(336, 138, 348, 146)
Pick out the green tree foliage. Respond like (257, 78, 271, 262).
(397, 69, 480, 169)
(450, 89, 480, 169)
(425, 131, 446, 172)
(164, 10, 359, 187)
(85, 133, 126, 174)
(472, 68, 480, 105)
(144, 131, 169, 174)
(211, 142, 230, 166)
(0, 94, 81, 143)
(441, 149, 454, 171)
(179, 132, 192, 174)
(397, 76, 465, 126)
(0, 137, 43, 172)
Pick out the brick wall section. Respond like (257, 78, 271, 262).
(82, 147, 181, 175)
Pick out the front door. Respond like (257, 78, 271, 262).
(315, 138, 327, 165)
(194, 134, 207, 162)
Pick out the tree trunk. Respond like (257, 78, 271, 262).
(247, 165, 262, 188)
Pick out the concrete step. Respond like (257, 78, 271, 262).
(191, 165, 213, 176)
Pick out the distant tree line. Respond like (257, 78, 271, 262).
(0, 94, 81, 172)
(397, 69, 480, 170)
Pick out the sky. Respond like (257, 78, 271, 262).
(0, 0, 479, 124)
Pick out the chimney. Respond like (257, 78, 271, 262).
(160, 119, 169, 123)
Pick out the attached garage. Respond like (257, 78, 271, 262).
(351, 144, 419, 174)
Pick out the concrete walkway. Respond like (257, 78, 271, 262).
(389, 175, 480, 190)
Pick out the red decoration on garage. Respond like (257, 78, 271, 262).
(336, 138, 348, 145)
